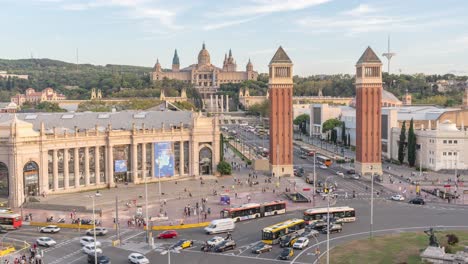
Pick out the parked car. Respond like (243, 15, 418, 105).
(409, 197, 425, 205)
(251, 242, 272, 254)
(87, 254, 111, 264)
(80, 236, 102, 247)
(82, 244, 102, 255)
(157, 230, 178, 239)
(391, 194, 405, 201)
(36, 237, 56, 247)
(279, 248, 294, 260)
(207, 236, 225, 246)
(293, 237, 309, 250)
(86, 227, 108, 236)
(128, 253, 149, 264)
(170, 239, 193, 250)
(214, 240, 236, 252)
(40, 225, 60, 233)
(321, 223, 343, 234)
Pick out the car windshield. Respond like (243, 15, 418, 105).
(281, 249, 290, 255)
(136, 256, 144, 259)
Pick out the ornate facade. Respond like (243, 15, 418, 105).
(11, 87, 66, 106)
(150, 44, 258, 95)
(0, 111, 220, 207)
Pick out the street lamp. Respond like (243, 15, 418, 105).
(369, 165, 374, 239)
(324, 175, 334, 264)
(88, 192, 100, 264)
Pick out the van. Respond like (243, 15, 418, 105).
(204, 219, 235, 235)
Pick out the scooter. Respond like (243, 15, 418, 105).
(57, 218, 65, 223)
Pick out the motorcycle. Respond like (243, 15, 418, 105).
(200, 244, 212, 252)
(46, 216, 54, 222)
(57, 218, 65, 223)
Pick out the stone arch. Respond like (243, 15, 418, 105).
(23, 161, 39, 197)
(0, 162, 9, 197)
(199, 145, 213, 175)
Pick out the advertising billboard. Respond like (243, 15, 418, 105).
(114, 160, 128, 173)
(154, 142, 175, 177)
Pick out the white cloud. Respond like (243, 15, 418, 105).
(342, 4, 375, 16)
(203, 17, 257, 31)
(213, 0, 331, 17)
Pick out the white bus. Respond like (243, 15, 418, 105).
(303, 206, 356, 224)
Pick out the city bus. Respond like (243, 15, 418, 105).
(303, 206, 356, 225)
(220, 201, 286, 222)
(0, 213, 22, 229)
(316, 155, 332, 167)
(261, 219, 306, 245)
(300, 146, 315, 156)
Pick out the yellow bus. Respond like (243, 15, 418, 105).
(261, 219, 306, 245)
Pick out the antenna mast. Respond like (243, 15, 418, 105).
(382, 35, 396, 75)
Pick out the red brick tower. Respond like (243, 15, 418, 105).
(355, 47, 383, 176)
(269, 46, 294, 177)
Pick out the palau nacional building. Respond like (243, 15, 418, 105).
(0, 111, 220, 207)
(151, 43, 258, 95)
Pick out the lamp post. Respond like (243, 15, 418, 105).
(324, 175, 334, 264)
(313, 152, 317, 201)
(89, 193, 99, 264)
(369, 165, 374, 239)
(145, 171, 150, 245)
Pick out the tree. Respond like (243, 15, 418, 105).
(294, 114, 310, 134)
(347, 133, 351, 147)
(341, 122, 346, 144)
(35, 101, 67, 112)
(322, 118, 342, 133)
(398, 121, 407, 164)
(407, 119, 417, 166)
(217, 161, 232, 176)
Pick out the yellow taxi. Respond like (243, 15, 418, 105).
(171, 239, 193, 250)
(280, 248, 294, 260)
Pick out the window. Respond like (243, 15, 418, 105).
(443, 140, 447, 144)
(449, 140, 452, 144)
(443, 152, 446, 156)
(448, 152, 452, 156)
(454, 140, 458, 144)
(454, 152, 457, 156)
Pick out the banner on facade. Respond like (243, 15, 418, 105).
(114, 160, 128, 173)
(154, 142, 174, 177)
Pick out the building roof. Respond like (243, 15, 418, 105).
(0, 111, 194, 132)
(356, 46, 381, 64)
(270, 46, 292, 64)
(172, 49, 180, 65)
(382, 89, 401, 103)
(387, 106, 459, 121)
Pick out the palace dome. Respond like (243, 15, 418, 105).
(198, 43, 210, 66)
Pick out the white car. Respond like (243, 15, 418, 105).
(80, 236, 102, 247)
(207, 236, 225, 246)
(336, 171, 344, 177)
(36, 237, 56, 247)
(81, 244, 102, 255)
(351, 174, 360, 180)
(128, 253, 150, 264)
(86, 227, 108, 236)
(319, 165, 328, 169)
(293, 237, 309, 249)
(391, 194, 405, 201)
(40, 225, 60, 233)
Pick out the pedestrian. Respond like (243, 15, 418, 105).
(204, 212, 207, 220)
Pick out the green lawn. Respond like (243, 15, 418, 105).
(321, 231, 468, 264)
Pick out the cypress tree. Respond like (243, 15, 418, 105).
(347, 133, 351, 147)
(341, 122, 346, 144)
(398, 121, 406, 164)
(220, 134, 224, 161)
(407, 119, 417, 166)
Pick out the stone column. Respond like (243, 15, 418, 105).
(84, 147, 90, 186)
(107, 145, 114, 187)
(226, 95, 229, 112)
(142, 143, 147, 178)
(210, 94, 213, 111)
(192, 141, 199, 176)
(74, 148, 80, 188)
(132, 143, 138, 183)
(95, 146, 101, 185)
(53, 149, 58, 191)
(220, 95, 224, 112)
(64, 149, 69, 189)
(180, 141, 185, 175)
(215, 94, 219, 112)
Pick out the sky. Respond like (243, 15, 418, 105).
(0, 0, 467, 76)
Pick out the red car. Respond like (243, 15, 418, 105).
(157, 230, 178, 239)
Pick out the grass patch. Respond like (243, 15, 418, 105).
(321, 230, 468, 264)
